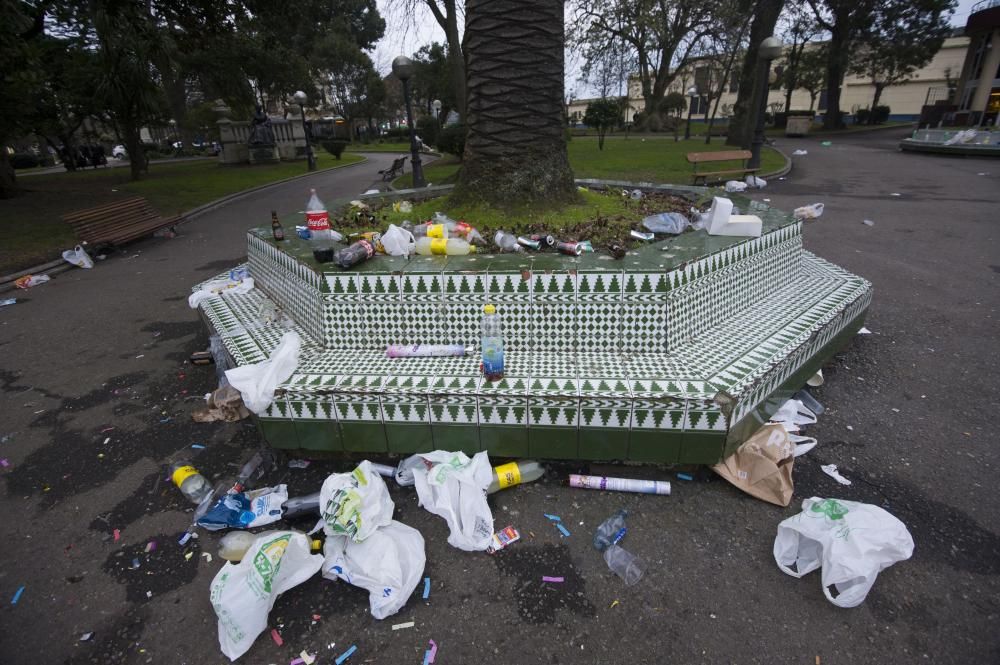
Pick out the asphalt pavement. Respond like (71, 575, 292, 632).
(0, 136, 997, 665)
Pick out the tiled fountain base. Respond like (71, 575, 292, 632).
(193, 186, 871, 464)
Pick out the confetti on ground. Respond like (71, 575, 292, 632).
(300, 651, 316, 665)
(160, 417, 172, 423)
(423, 639, 438, 665)
(202, 552, 213, 563)
(542, 576, 564, 583)
(79, 632, 94, 641)
(288, 459, 311, 469)
(555, 523, 571, 537)
(178, 532, 192, 546)
(191, 444, 205, 450)
(311, 614, 322, 621)
(0, 459, 9, 468)
(391, 621, 414, 630)
(131, 558, 141, 569)
(184, 551, 194, 561)
(270, 629, 284, 646)
(145, 541, 157, 553)
(422, 577, 430, 599)
(103, 437, 110, 445)
(145, 591, 152, 599)
(677, 473, 694, 481)
(543, 513, 561, 521)
(334, 645, 356, 665)
(113, 529, 121, 542)
(11, 586, 25, 605)
(290, 659, 304, 665)
(610, 599, 620, 609)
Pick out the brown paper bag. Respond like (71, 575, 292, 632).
(712, 423, 795, 506)
(192, 385, 250, 423)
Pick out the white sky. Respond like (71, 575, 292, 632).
(371, 0, 982, 100)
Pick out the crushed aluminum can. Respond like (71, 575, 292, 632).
(630, 230, 655, 241)
(555, 241, 582, 256)
(529, 233, 555, 246)
(517, 236, 541, 250)
(577, 240, 594, 253)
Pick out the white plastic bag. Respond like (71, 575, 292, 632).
(210, 531, 323, 661)
(773, 497, 914, 608)
(381, 224, 416, 257)
(322, 520, 426, 619)
(769, 398, 818, 433)
(189, 276, 255, 308)
(62, 245, 94, 269)
(411, 450, 494, 551)
(793, 203, 825, 220)
(724, 180, 748, 193)
(316, 460, 394, 542)
(745, 175, 767, 189)
(793, 149, 808, 156)
(225, 331, 300, 414)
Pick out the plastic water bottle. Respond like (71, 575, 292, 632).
(306, 189, 335, 262)
(169, 461, 213, 504)
(603, 544, 645, 585)
(593, 509, 628, 551)
(218, 530, 322, 562)
(494, 230, 523, 253)
(410, 222, 449, 239)
(487, 460, 543, 494)
(481, 304, 504, 381)
(282, 491, 320, 518)
(415, 236, 475, 256)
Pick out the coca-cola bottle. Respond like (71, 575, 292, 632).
(305, 189, 334, 263)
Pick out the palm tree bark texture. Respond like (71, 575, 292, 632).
(453, 0, 578, 209)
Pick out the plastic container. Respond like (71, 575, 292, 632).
(169, 461, 213, 504)
(494, 231, 523, 253)
(593, 509, 628, 551)
(642, 212, 690, 235)
(218, 530, 322, 562)
(415, 237, 475, 256)
(487, 460, 543, 494)
(481, 304, 504, 381)
(305, 189, 335, 262)
(334, 239, 376, 268)
(569, 474, 671, 495)
(281, 491, 320, 518)
(603, 544, 644, 585)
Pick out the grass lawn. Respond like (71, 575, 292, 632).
(346, 142, 417, 153)
(393, 137, 786, 188)
(0, 153, 363, 275)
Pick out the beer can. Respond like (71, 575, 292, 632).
(529, 233, 555, 246)
(517, 236, 541, 250)
(630, 230, 655, 241)
(555, 241, 582, 256)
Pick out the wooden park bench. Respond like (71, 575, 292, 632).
(62, 196, 181, 249)
(378, 156, 407, 182)
(686, 150, 758, 185)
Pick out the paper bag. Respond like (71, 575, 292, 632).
(712, 424, 794, 506)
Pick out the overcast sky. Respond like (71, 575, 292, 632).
(372, 0, 983, 100)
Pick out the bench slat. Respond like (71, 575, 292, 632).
(61, 196, 179, 248)
(686, 150, 752, 163)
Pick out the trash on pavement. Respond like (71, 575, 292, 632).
(288, 459, 311, 469)
(14, 274, 51, 289)
(210, 531, 323, 661)
(769, 398, 818, 433)
(862, 219, 875, 227)
(386, 344, 468, 358)
(569, 474, 671, 495)
(62, 245, 95, 269)
(270, 628, 284, 646)
(0, 298, 16, 306)
(225, 331, 301, 414)
(745, 175, 767, 189)
(806, 369, 824, 387)
(409, 451, 494, 551)
(169, 460, 214, 504)
(317, 461, 394, 542)
(593, 509, 627, 551)
(392, 200, 413, 213)
(487, 459, 543, 493)
(197, 485, 288, 531)
(604, 544, 645, 586)
(793, 203, 825, 220)
(793, 389, 824, 415)
(820, 464, 852, 485)
(821, 140, 832, 146)
(793, 149, 808, 155)
(422, 577, 430, 599)
(642, 212, 690, 235)
(192, 385, 250, 422)
(724, 180, 748, 193)
(380, 224, 416, 257)
(789, 434, 818, 457)
(630, 230, 655, 241)
(554, 522, 571, 537)
(712, 423, 795, 506)
(79, 632, 94, 641)
(486, 525, 521, 553)
(11, 585, 25, 604)
(335, 645, 357, 665)
(322, 519, 426, 620)
(774, 497, 914, 608)
(188, 273, 254, 308)
(858, 327, 872, 334)
(423, 639, 438, 665)
(541, 576, 564, 583)
(676, 472, 694, 481)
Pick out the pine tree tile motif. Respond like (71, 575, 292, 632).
(531, 271, 576, 302)
(486, 271, 531, 302)
(381, 395, 431, 423)
(529, 398, 580, 427)
(429, 396, 477, 424)
(478, 395, 527, 425)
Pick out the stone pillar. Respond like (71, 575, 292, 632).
(969, 30, 1000, 121)
(214, 102, 247, 165)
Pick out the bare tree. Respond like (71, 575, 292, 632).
(452, 0, 576, 208)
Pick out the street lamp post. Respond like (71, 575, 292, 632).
(749, 36, 783, 170)
(392, 56, 425, 188)
(293, 90, 316, 172)
(684, 86, 698, 140)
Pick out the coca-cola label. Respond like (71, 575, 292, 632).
(306, 210, 330, 231)
(358, 239, 376, 259)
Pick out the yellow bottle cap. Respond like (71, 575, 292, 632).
(311, 539, 322, 552)
(484, 304, 496, 314)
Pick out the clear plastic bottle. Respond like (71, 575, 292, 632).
(487, 460, 544, 493)
(305, 189, 335, 263)
(218, 530, 322, 562)
(281, 491, 320, 518)
(593, 509, 628, 551)
(169, 461, 213, 504)
(415, 236, 476, 256)
(411, 222, 449, 239)
(481, 304, 504, 381)
(603, 544, 645, 585)
(494, 230, 523, 253)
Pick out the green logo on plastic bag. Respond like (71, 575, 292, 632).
(810, 499, 849, 521)
(251, 534, 291, 594)
(323, 487, 363, 539)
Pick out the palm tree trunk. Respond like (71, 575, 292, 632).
(453, 0, 577, 208)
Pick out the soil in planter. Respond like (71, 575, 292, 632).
(332, 188, 705, 257)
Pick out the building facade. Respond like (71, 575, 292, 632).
(954, 0, 1000, 126)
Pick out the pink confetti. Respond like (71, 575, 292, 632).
(427, 639, 438, 663)
(270, 628, 284, 646)
(0, 459, 9, 468)
(113, 529, 121, 542)
(100, 427, 115, 433)
(145, 540, 157, 553)
(290, 659, 304, 665)
(542, 576, 564, 583)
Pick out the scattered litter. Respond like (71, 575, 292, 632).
(79, 632, 94, 641)
(555, 523, 571, 537)
(890, 192, 901, 197)
(0, 459, 9, 468)
(178, 532, 192, 546)
(334, 645, 356, 665)
(131, 558, 141, 569)
(113, 529, 121, 542)
(224, 332, 300, 414)
(676, 473, 694, 481)
(100, 427, 115, 433)
(544, 513, 561, 522)
(569, 474, 671, 495)
(11, 585, 25, 604)
(406, 451, 493, 551)
(391, 621, 414, 630)
(862, 219, 875, 227)
(14, 274, 51, 289)
(793, 203, 824, 220)
(794, 390, 824, 415)
(977, 172, 988, 176)
(300, 651, 317, 665)
(806, 369, 824, 387)
(184, 551, 194, 561)
(145, 540, 157, 553)
(858, 327, 871, 334)
(724, 180, 748, 193)
(270, 629, 284, 646)
(423, 639, 438, 665)
(774, 497, 913, 607)
(197, 484, 288, 530)
(0, 298, 17, 307)
(793, 149, 808, 155)
(202, 552, 213, 563)
(422, 577, 431, 599)
(846, 425, 854, 431)
(892, 408, 900, 413)
(541, 576, 564, 583)
(192, 384, 250, 422)
(61, 245, 95, 269)
(820, 464, 852, 485)
(191, 444, 205, 449)
(288, 459, 311, 469)
(159, 417, 172, 423)
(486, 525, 521, 554)
(713, 424, 795, 506)
(821, 140, 832, 146)
(145, 590, 152, 599)
(745, 175, 767, 189)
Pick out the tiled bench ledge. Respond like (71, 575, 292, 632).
(196, 251, 870, 464)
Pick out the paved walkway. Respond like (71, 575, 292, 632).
(0, 139, 997, 664)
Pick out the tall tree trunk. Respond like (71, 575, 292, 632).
(123, 123, 145, 181)
(0, 148, 18, 199)
(821, 24, 849, 130)
(726, 0, 784, 148)
(869, 82, 885, 123)
(453, 0, 577, 208)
